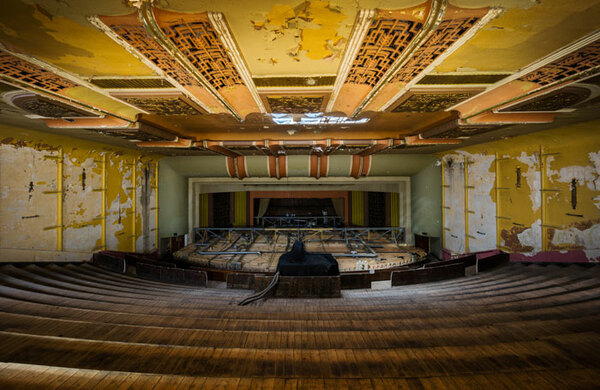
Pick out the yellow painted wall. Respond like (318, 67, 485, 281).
(0, 124, 160, 261)
(351, 191, 364, 226)
(198, 193, 209, 227)
(233, 191, 246, 227)
(390, 192, 400, 227)
(440, 120, 600, 260)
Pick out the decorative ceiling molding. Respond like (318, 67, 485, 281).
(349, 0, 448, 116)
(326, 9, 375, 113)
(43, 116, 131, 129)
(0, 45, 146, 120)
(0, 50, 77, 93)
(136, 137, 192, 148)
(454, 30, 600, 119)
(404, 135, 461, 145)
(0, 48, 139, 120)
(497, 86, 591, 113)
(201, 141, 240, 158)
(90, 122, 177, 143)
(90, 77, 174, 89)
(254, 76, 336, 89)
(421, 124, 504, 139)
(389, 87, 483, 112)
(355, 139, 394, 156)
(350, 154, 371, 178)
(416, 73, 511, 85)
(465, 112, 556, 125)
(89, 14, 220, 115)
(138, 5, 243, 120)
(4, 91, 100, 119)
(147, 7, 262, 119)
(263, 94, 329, 114)
(110, 90, 206, 115)
(207, 12, 265, 114)
(376, 6, 501, 113)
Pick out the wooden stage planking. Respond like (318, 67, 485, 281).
(177, 229, 426, 273)
(0, 262, 598, 389)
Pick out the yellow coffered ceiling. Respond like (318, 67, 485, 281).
(0, 0, 598, 157)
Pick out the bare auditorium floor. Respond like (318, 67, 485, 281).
(0, 262, 599, 389)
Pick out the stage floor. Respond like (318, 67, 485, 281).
(175, 228, 426, 273)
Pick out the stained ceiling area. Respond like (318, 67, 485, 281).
(0, 0, 599, 158)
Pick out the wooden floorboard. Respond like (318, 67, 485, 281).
(0, 262, 598, 389)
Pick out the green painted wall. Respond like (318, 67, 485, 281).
(411, 156, 442, 258)
(158, 158, 188, 250)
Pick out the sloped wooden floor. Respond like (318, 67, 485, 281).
(0, 262, 599, 389)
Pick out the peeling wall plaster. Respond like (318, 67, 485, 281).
(516, 218, 542, 254)
(516, 152, 541, 212)
(442, 155, 465, 254)
(440, 120, 600, 262)
(0, 124, 159, 261)
(465, 153, 497, 252)
(0, 145, 57, 250)
(443, 151, 497, 254)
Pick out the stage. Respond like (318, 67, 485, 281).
(174, 227, 426, 273)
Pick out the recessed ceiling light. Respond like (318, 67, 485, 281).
(287, 129, 297, 135)
(306, 78, 316, 86)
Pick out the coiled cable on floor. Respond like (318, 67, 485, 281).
(238, 271, 280, 306)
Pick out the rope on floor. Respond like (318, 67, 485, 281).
(238, 272, 280, 306)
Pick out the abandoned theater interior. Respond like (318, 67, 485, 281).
(0, 0, 599, 388)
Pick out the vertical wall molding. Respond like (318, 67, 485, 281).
(42, 148, 64, 251)
(92, 154, 108, 251)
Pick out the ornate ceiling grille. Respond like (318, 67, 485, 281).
(0, 51, 77, 92)
(345, 19, 422, 87)
(160, 19, 244, 90)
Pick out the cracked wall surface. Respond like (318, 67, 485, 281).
(0, 123, 159, 261)
(440, 119, 600, 262)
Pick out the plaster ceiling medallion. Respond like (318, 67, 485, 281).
(3, 91, 99, 119)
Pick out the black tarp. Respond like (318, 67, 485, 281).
(276, 241, 339, 276)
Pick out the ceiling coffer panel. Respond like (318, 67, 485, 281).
(368, 5, 492, 113)
(153, 10, 243, 90)
(90, 77, 174, 89)
(264, 95, 327, 114)
(87, 121, 177, 143)
(421, 123, 504, 139)
(0, 51, 77, 93)
(331, 3, 429, 116)
(454, 33, 600, 118)
(152, 9, 263, 118)
(518, 41, 600, 86)
(417, 73, 511, 85)
(9, 93, 100, 118)
(0, 50, 113, 118)
(345, 17, 423, 88)
(110, 91, 206, 115)
(391, 88, 482, 112)
(498, 86, 592, 112)
(96, 12, 227, 115)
